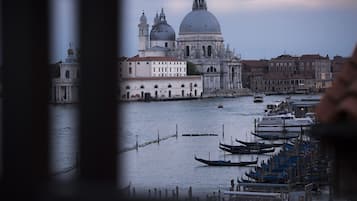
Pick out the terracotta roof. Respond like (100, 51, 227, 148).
(120, 76, 201, 81)
(241, 60, 269, 67)
(316, 46, 357, 122)
(271, 55, 299, 60)
(118, 56, 128, 62)
(127, 55, 184, 62)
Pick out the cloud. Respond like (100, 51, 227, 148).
(165, 0, 192, 15)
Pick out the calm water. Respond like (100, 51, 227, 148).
(50, 94, 320, 196)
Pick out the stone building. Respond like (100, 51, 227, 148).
(243, 54, 332, 94)
(119, 56, 203, 101)
(299, 54, 332, 92)
(50, 45, 80, 103)
(241, 60, 268, 90)
(176, 0, 242, 93)
(132, 0, 243, 95)
(331, 55, 349, 81)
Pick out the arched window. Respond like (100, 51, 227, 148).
(65, 70, 70, 78)
(186, 46, 190, 57)
(125, 85, 130, 90)
(168, 84, 172, 88)
(140, 85, 144, 89)
(181, 84, 185, 88)
(194, 83, 197, 87)
(214, 68, 217, 72)
(207, 68, 210, 73)
(154, 85, 158, 88)
(210, 66, 214, 72)
(165, 42, 168, 47)
(208, 45, 212, 57)
(202, 46, 206, 56)
(129, 67, 132, 74)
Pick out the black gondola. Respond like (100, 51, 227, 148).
(219, 143, 248, 150)
(251, 132, 299, 140)
(219, 146, 275, 154)
(219, 142, 278, 150)
(194, 156, 257, 166)
(235, 139, 283, 148)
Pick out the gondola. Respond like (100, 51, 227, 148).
(219, 143, 249, 150)
(235, 139, 283, 148)
(194, 156, 257, 166)
(251, 132, 299, 140)
(219, 142, 277, 151)
(219, 146, 275, 154)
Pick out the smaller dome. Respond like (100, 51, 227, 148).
(150, 23, 175, 41)
(150, 8, 175, 41)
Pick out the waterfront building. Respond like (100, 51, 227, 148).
(123, 0, 243, 96)
(176, 0, 243, 93)
(50, 45, 80, 103)
(331, 55, 349, 81)
(119, 56, 203, 101)
(299, 54, 332, 92)
(243, 54, 332, 94)
(241, 60, 268, 90)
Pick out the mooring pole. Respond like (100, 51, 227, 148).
(157, 129, 160, 144)
(136, 135, 139, 151)
(222, 124, 225, 139)
(176, 186, 179, 200)
(254, 118, 257, 133)
(176, 124, 178, 139)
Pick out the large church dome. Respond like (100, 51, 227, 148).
(150, 9, 175, 41)
(179, 0, 221, 35)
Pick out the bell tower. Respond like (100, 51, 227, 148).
(138, 11, 149, 57)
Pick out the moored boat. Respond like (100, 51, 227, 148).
(251, 131, 299, 140)
(235, 139, 283, 148)
(194, 156, 258, 166)
(219, 146, 275, 154)
(253, 94, 264, 103)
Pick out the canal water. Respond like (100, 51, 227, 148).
(50, 94, 320, 196)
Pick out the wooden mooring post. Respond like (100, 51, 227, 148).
(176, 186, 179, 200)
(157, 130, 160, 144)
(136, 135, 139, 150)
(222, 124, 225, 139)
(176, 124, 178, 139)
(188, 186, 193, 201)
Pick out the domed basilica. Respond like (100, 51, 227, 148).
(137, 0, 242, 94)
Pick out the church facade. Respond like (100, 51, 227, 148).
(135, 0, 243, 94)
(50, 45, 80, 104)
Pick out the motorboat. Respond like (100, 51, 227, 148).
(253, 94, 264, 103)
(255, 113, 313, 133)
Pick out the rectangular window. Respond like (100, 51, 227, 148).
(186, 46, 190, 57)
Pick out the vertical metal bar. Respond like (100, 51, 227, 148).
(79, 0, 119, 183)
(1, 0, 49, 198)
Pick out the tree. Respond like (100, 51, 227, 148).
(187, 61, 201, 75)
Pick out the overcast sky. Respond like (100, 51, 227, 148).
(50, 0, 357, 62)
